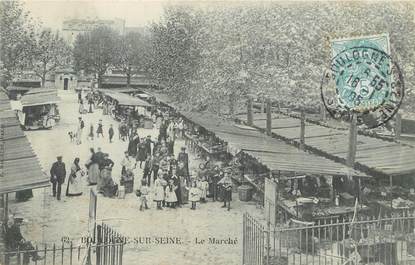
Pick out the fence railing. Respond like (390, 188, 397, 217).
(1, 222, 125, 265)
(243, 211, 415, 265)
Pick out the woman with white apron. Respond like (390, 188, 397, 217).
(66, 158, 84, 196)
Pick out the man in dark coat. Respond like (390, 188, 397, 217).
(144, 135, 153, 157)
(95, 147, 105, 170)
(158, 120, 168, 142)
(177, 147, 189, 180)
(128, 134, 140, 157)
(50, 156, 66, 200)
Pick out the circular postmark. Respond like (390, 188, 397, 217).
(320, 46, 404, 129)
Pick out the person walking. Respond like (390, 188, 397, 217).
(50, 156, 66, 200)
(88, 124, 94, 141)
(66, 158, 83, 197)
(76, 117, 85, 145)
(96, 120, 104, 138)
(108, 124, 114, 143)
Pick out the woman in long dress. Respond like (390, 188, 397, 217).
(86, 148, 99, 185)
(66, 158, 83, 197)
(98, 154, 115, 194)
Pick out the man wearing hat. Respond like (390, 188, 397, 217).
(144, 135, 154, 157)
(177, 147, 189, 180)
(50, 156, 66, 200)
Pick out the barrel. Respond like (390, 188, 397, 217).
(238, 185, 253, 201)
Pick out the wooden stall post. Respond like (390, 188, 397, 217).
(320, 103, 326, 121)
(300, 110, 306, 150)
(266, 98, 272, 136)
(3, 194, 8, 224)
(261, 97, 266, 114)
(395, 112, 401, 141)
(247, 96, 253, 126)
(347, 114, 357, 168)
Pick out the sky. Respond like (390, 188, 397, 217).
(22, 0, 167, 30)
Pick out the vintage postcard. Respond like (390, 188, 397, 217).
(1, 1, 415, 265)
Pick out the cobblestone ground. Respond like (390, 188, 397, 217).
(8, 90, 265, 265)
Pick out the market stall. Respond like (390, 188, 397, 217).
(101, 91, 152, 125)
(10, 89, 60, 130)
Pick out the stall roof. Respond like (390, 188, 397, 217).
(103, 91, 152, 107)
(235, 113, 415, 176)
(0, 92, 49, 194)
(179, 111, 368, 177)
(20, 89, 60, 107)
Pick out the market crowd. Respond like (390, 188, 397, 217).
(50, 90, 234, 212)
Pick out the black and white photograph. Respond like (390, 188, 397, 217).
(1, 0, 415, 264)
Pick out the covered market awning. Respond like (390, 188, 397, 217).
(235, 113, 415, 176)
(180, 111, 368, 178)
(103, 91, 152, 107)
(0, 92, 49, 194)
(19, 89, 60, 107)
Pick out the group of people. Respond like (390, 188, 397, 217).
(50, 156, 85, 200)
(85, 147, 118, 197)
(78, 89, 96, 114)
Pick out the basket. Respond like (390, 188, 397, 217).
(238, 185, 253, 201)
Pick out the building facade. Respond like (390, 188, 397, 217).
(62, 18, 125, 45)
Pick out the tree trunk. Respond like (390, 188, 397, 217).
(126, 66, 131, 88)
(41, 73, 46, 88)
(229, 93, 235, 118)
(97, 73, 102, 88)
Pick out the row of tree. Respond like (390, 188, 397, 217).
(145, 2, 415, 114)
(0, 1, 71, 88)
(2, 1, 415, 113)
(73, 27, 149, 88)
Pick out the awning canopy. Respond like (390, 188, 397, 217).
(179, 110, 368, 177)
(20, 89, 60, 107)
(103, 91, 152, 107)
(0, 91, 49, 194)
(235, 113, 415, 176)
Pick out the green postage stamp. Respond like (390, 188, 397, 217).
(321, 34, 404, 128)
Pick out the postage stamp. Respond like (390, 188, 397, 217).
(320, 44, 405, 128)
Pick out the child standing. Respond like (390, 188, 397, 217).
(198, 176, 209, 203)
(96, 120, 104, 138)
(188, 181, 200, 210)
(153, 174, 166, 210)
(138, 179, 150, 211)
(165, 179, 178, 208)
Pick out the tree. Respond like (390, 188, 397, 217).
(114, 31, 149, 87)
(73, 26, 118, 88)
(0, 0, 37, 87)
(147, 5, 203, 102)
(31, 29, 71, 87)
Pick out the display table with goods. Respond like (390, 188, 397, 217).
(275, 177, 370, 222)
